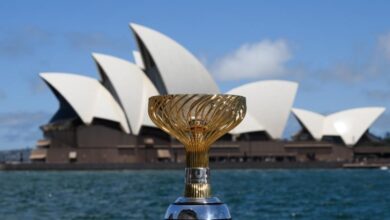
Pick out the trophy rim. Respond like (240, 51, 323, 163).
(148, 93, 246, 101)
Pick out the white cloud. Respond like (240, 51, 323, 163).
(378, 32, 390, 60)
(212, 39, 292, 81)
(0, 111, 50, 148)
(0, 89, 6, 100)
(317, 32, 390, 84)
(319, 62, 364, 83)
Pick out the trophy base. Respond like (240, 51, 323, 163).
(164, 197, 231, 220)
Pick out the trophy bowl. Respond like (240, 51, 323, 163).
(148, 94, 246, 220)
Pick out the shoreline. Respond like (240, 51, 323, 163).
(1, 161, 388, 171)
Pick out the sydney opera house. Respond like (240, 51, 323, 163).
(29, 23, 390, 165)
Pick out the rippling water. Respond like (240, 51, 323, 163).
(0, 169, 389, 219)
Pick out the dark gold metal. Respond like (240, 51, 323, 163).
(149, 94, 246, 199)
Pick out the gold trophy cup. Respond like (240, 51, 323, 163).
(148, 94, 246, 220)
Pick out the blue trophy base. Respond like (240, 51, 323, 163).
(164, 197, 231, 220)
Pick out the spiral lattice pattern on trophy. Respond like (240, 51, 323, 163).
(149, 94, 246, 198)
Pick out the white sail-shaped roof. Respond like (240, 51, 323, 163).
(291, 108, 325, 140)
(229, 113, 264, 134)
(228, 80, 298, 139)
(130, 23, 219, 94)
(40, 73, 130, 134)
(92, 53, 159, 135)
(292, 107, 385, 146)
(132, 51, 145, 70)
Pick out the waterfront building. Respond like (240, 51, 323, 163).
(29, 23, 389, 164)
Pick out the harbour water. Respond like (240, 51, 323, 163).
(0, 169, 389, 219)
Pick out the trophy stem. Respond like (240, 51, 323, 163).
(184, 151, 211, 198)
(186, 151, 209, 167)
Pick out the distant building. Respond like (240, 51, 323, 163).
(30, 23, 389, 164)
(292, 108, 390, 162)
(292, 107, 385, 146)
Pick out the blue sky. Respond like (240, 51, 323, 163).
(1, 0, 390, 149)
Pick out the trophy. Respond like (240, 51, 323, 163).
(148, 94, 246, 220)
